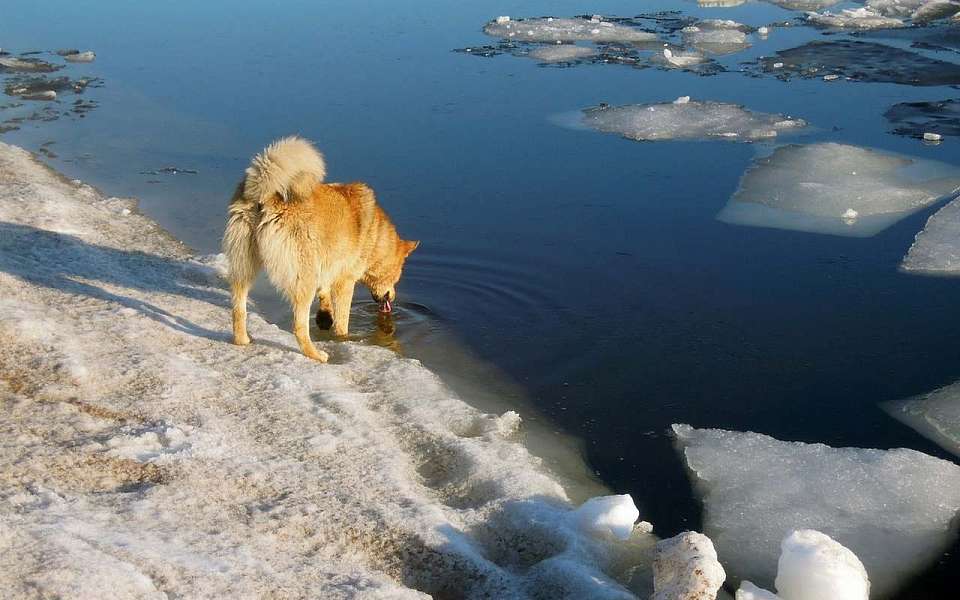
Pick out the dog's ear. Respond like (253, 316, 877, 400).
(401, 240, 420, 257)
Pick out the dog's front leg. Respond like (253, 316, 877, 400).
(331, 278, 356, 337)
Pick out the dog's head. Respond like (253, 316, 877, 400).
(365, 238, 419, 311)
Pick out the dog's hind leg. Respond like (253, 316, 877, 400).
(292, 280, 329, 362)
(330, 278, 356, 337)
(230, 279, 254, 346)
(315, 289, 333, 330)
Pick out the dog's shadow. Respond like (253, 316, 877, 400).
(0, 220, 243, 345)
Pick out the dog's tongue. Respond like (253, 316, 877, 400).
(379, 298, 392, 313)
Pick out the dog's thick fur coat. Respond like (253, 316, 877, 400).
(223, 137, 418, 361)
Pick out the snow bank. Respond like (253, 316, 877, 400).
(885, 380, 960, 457)
(672, 424, 960, 596)
(528, 44, 597, 63)
(582, 100, 806, 142)
(901, 196, 960, 274)
(483, 16, 658, 43)
(775, 530, 869, 600)
(717, 143, 960, 237)
(806, 8, 905, 29)
(652, 532, 726, 600)
(0, 141, 658, 598)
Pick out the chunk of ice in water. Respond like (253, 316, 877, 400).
(775, 530, 869, 600)
(717, 143, 960, 237)
(673, 95, 691, 104)
(912, 0, 960, 22)
(569, 494, 639, 540)
(737, 581, 780, 599)
(652, 531, 726, 600)
(924, 132, 944, 142)
(496, 15, 510, 24)
(763, 0, 842, 9)
(682, 20, 752, 54)
(581, 101, 806, 142)
(884, 379, 960, 456)
(806, 8, 905, 29)
(867, 0, 928, 17)
(483, 17, 658, 43)
(528, 45, 597, 63)
(671, 424, 960, 596)
(885, 98, 960, 139)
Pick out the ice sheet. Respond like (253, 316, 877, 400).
(885, 98, 960, 140)
(901, 196, 960, 274)
(884, 379, 960, 457)
(717, 143, 960, 237)
(483, 16, 658, 43)
(672, 424, 960, 596)
(682, 20, 752, 54)
(806, 8, 905, 29)
(528, 44, 597, 63)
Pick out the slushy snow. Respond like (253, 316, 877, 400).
(0, 141, 660, 599)
(483, 17, 658, 43)
(582, 100, 806, 142)
(775, 530, 869, 600)
(672, 424, 960, 597)
(717, 143, 960, 237)
(901, 196, 960, 274)
(651, 532, 726, 600)
(885, 379, 960, 457)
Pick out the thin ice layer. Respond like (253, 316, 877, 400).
(717, 143, 960, 237)
(682, 20, 752, 55)
(901, 196, 960, 274)
(884, 379, 960, 457)
(672, 424, 960, 597)
(806, 8, 905, 29)
(0, 141, 657, 599)
(528, 45, 597, 63)
(483, 17, 658, 43)
(582, 100, 806, 142)
(885, 98, 960, 139)
(763, 0, 842, 9)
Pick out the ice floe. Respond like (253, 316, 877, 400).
(672, 424, 960, 596)
(528, 44, 597, 63)
(884, 379, 960, 457)
(775, 530, 869, 600)
(0, 141, 660, 598)
(483, 16, 659, 43)
(911, 0, 960, 22)
(806, 8, 905, 29)
(651, 531, 726, 600)
(901, 196, 960, 273)
(717, 143, 960, 237)
(885, 98, 960, 139)
(682, 20, 752, 54)
(763, 0, 842, 10)
(581, 100, 806, 143)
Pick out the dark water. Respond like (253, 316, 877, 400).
(3, 0, 960, 596)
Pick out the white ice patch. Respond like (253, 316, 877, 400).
(652, 48, 710, 69)
(901, 196, 960, 274)
(867, 0, 931, 16)
(581, 101, 806, 142)
(775, 530, 869, 600)
(717, 143, 960, 237)
(652, 531, 726, 600)
(528, 44, 597, 63)
(884, 379, 960, 457)
(682, 20, 752, 55)
(737, 580, 781, 599)
(104, 425, 190, 463)
(483, 17, 658, 43)
(764, 0, 842, 8)
(570, 494, 640, 540)
(806, 7, 905, 29)
(672, 424, 960, 596)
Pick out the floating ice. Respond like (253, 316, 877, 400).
(528, 44, 597, 63)
(924, 132, 944, 142)
(763, 0, 842, 10)
(63, 50, 96, 63)
(884, 379, 960, 457)
(912, 0, 960, 22)
(717, 143, 960, 237)
(806, 8, 905, 29)
(700, 0, 747, 6)
(652, 531, 726, 600)
(775, 530, 869, 600)
(581, 101, 806, 143)
(682, 20, 752, 54)
(751, 40, 960, 86)
(867, 0, 933, 16)
(483, 16, 658, 43)
(656, 48, 709, 68)
(885, 98, 960, 139)
(570, 494, 640, 540)
(672, 424, 960, 596)
(737, 581, 780, 600)
(0, 56, 61, 73)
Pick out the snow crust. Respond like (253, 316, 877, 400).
(806, 8, 905, 29)
(0, 141, 658, 599)
(651, 531, 726, 600)
(775, 530, 869, 600)
(483, 17, 658, 43)
(717, 143, 960, 237)
(528, 45, 597, 63)
(582, 100, 806, 143)
(901, 196, 960, 274)
(672, 424, 960, 597)
(885, 379, 960, 457)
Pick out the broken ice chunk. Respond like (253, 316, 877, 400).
(483, 16, 658, 43)
(884, 379, 960, 457)
(806, 8, 905, 29)
(682, 20, 752, 55)
(775, 530, 869, 600)
(924, 132, 943, 142)
(652, 531, 726, 600)
(569, 494, 639, 540)
(737, 581, 780, 600)
(581, 101, 806, 142)
(717, 143, 960, 237)
(528, 44, 596, 63)
(912, 0, 960, 22)
(671, 423, 960, 597)
(867, 0, 932, 17)
(763, 0, 842, 9)
(901, 196, 960, 274)
(63, 51, 96, 63)
(496, 16, 511, 24)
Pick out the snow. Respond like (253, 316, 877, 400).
(737, 581, 780, 600)
(884, 379, 960, 457)
(0, 141, 659, 598)
(717, 143, 960, 237)
(582, 100, 806, 142)
(806, 8, 905, 29)
(651, 532, 726, 600)
(775, 530, 869, 600)
(901, 196, 960, 274)
(672, 424, 960, 597)
(528, 45, 597, 63)
(483, 17, 658, 43)
(570, 495, 640, 541)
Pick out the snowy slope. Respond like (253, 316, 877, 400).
(0, 142, 656, 599)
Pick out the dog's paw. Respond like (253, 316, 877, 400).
(313, 349, 329, 363)
(233, 334, 251, 346)
(315, 309, 333, 330)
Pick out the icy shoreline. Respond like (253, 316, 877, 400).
(0, 142, 658, 598)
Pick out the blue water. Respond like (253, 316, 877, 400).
(3, 1, 960, 596)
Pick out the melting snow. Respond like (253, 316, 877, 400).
(885, 379, 960, 457)
(672, 424, 960, 597)
(483, 16, 658, 43)
(717, 142, 960, 237)
(581, 100, 806, 142)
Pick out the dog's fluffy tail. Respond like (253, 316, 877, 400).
(243, 136, 326, 204)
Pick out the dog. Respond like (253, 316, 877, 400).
(223, 137, 418, 362)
